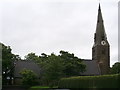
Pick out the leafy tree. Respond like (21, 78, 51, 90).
(111, 62, 120, 74)
(13, 54, 21, 61)
(1, 43, 14, 72)
(39, 53, 49, 64)
(38, 51, 86, 86)
(24, 52, 39, 61)
(59, 50, 86, 77)
(1, 43, 15, 85)
(41, 53, 65, 87)
(20, 69, 39, 86)
(1, 43, 21, 85)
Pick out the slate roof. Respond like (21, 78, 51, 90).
(81, 59, 101, 75)
(14, 60, 41, 78)
(14, 59, 101, 78)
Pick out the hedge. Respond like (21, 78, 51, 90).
(58, 74, 120, 88)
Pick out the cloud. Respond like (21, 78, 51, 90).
(0, 0, 118, 66)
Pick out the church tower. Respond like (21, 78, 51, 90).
(92, 4, 110, 75)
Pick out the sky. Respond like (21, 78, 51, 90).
(0, 0, 119, 67)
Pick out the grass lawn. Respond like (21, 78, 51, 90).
(29, 86, 58, 90)
(30, 86, 50, 88)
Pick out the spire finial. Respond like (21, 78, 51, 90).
(97, 2, 103, 23)
(99, 3, 101, 11)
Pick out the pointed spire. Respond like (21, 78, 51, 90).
(98, 3, 101, 11)
(94, 3, 108, 45)
(97, 3, 103, 23)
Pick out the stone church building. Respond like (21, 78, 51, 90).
(14, 4, 110, 84)
(81, 4, 110, 75)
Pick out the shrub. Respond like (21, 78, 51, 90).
(20, 69, 39, 86)
(94, 74, 119, 88)
(58, 74, 120, 88)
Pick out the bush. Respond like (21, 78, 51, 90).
(20, 69, 39, 86)
(94, 74, 119, 88)
(58, 74, 120, 88)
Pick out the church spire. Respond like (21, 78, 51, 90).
(94, 3, 108, 45)
(97, 3, 103, 23)
(92, 4, 110, 75)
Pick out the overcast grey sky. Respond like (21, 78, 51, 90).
(0, 0, 118, 67)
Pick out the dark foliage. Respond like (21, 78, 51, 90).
(58, 74, 120, 88)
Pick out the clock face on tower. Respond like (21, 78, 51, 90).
(101, 40, 106, 45)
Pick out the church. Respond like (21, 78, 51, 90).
(14, 4, 110, 83)
(81, 4, 110, 75)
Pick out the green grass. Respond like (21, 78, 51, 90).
(29, 86, 58, 89)
(29, 86, 50, 90)
(30, 86, 50, 88)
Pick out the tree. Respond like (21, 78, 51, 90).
(111, 62, 120, 74)
(1, 43, 21, 85)
(41, 53, 65, 87)
(39, 53, 49, 64)
(59, 50, 86, 77)
(1, 43, 14, 72)
(20, 69, 39, 86)
(1, 43, 15, 85)
(24, 52, 39, 61)
(38, 51, 86, 86)
(13, 54, 21, 61)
